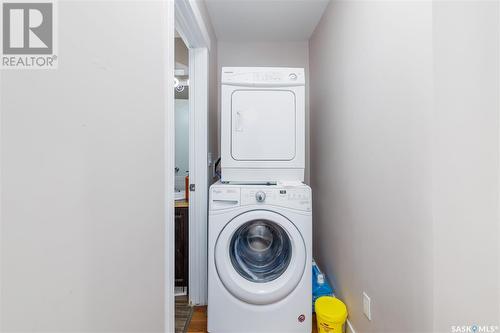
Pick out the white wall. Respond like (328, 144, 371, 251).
(175, 37, 189, 68)
(433, 1, 500, 331)
(309, 1, 434, 332)
(310, 1, 500, 332)
(175, 33, 189, 189)
(195, 0, 219, 174)
(217, 41, 311, 183)
(1, 1, 171, 331)
(175, 99, 189, 190)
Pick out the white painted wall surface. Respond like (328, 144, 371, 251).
(1, 1, 171, 331)
(309, 1, 434, 332)
(205, 0, 329, 42)
(433, 1, 500, 331)
(175, 99, 189, 190)
(217, 41, 311, 183)
(310, 1, 500, 331)
(194, 0, 219, 172)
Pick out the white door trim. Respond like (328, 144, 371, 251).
(187, 47, 209, 305)
(174, 0, 210, 306)
(175, 0, 211, 50)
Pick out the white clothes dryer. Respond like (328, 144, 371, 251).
(220, 67, 305, 183)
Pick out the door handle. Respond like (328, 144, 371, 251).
(235, 111, 243, 132)
(212, 200, 238, 204)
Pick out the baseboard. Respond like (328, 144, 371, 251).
(346, 319, 357, 333)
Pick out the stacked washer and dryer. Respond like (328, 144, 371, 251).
(208, 67, 312, 332)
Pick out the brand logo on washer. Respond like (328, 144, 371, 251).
(298, 314, 305, 323)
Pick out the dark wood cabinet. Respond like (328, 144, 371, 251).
(175, 206, 189, 288)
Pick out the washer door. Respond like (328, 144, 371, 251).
(215, 210, 306, 305)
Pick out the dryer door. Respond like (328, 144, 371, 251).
(215, 210, 306, 305)
(231, 90, 296, 161)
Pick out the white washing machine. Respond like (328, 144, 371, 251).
(221, 67, 305, 183)
(208, 182, 312, 333)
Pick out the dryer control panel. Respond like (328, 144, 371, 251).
(221, 67, 305, 87)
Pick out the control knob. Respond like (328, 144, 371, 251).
(255, 191, 266, 203)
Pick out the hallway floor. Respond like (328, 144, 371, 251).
(175, 296, 193, 333)
(186, 307, 318, 333)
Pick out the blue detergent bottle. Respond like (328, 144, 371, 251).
(312, 260, 334, 312)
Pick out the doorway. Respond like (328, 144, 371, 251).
(174, 32, 190, 333)
(171, 2, 211, 333)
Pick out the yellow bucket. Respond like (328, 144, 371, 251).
(315, 296, 348, 333)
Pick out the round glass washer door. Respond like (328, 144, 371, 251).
(215, 210, 306, 305)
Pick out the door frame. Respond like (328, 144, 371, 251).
(174, 0, 211, 307)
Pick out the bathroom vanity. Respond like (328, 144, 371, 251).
(175, 200, 189, 289)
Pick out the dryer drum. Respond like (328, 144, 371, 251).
(229, 219, 292, 283)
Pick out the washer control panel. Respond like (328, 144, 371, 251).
(210, 184, 312, 212)
(241, 187, 311, 211)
